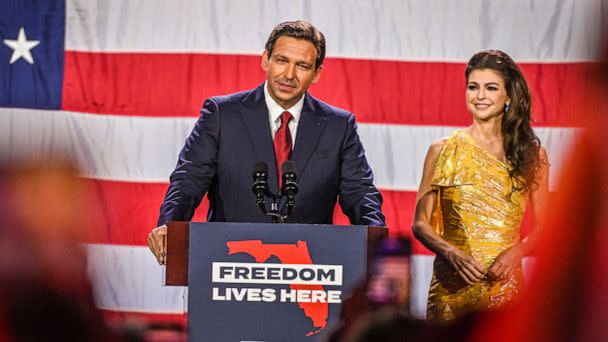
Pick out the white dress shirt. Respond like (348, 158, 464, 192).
(264, 81, 304, 148)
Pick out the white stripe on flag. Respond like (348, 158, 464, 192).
(86, 243, 433, 318)
(86, 243, 187, 314)
(65, 0, 604, 62)
(0, 108, 577, 190)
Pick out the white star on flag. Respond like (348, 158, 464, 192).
(3, 27, 40, 64)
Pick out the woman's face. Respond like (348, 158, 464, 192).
(466, 68, 510, 121)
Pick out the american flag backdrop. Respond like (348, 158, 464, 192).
(1, 0, 605, 321)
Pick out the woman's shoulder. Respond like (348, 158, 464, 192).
(428, 130, 479, 187)
(428, 137, 448, 157)
(427, 130, 463, 157)
(423, 133, 457, 179)
(539, 146, 549, 162)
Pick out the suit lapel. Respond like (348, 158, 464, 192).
(240, 87, 328, 201)
(240, 84, 279, 194)
(291, 94, 328, 181)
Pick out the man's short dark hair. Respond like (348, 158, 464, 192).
(264, 20, 326, 70)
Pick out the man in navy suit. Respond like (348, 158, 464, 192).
(148, 21, 385, 263)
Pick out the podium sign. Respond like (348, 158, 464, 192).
(187, 222, 368, 341)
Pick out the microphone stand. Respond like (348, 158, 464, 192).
(260, 182, 296, 224)
(266, 195, 284, 223)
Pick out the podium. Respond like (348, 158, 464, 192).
(165, 221, 387, 341)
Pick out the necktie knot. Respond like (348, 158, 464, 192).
(280, 111, 292, 127)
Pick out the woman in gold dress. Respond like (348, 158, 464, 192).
(412, 50, 549, 321)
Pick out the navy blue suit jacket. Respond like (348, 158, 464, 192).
(158, 83, 385, 226)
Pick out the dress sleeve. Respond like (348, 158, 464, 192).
(431, 135, 474, 189)
(429, 133, 473, 235)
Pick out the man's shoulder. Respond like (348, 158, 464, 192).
(207, 87, 256, 106)
(308, 94, 352, 120)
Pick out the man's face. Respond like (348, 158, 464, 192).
(262, 36, 323, 109)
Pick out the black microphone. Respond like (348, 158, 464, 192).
(281, 161, 299, 216)
(252, 162, 269, 214)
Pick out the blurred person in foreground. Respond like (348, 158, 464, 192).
(339, 309, 480, 342)
(469, 32, 608, 342)
(412, 50, 549, 321)
(0, 160, 123, 341)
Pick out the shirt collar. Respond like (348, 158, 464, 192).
(264, 81, 304, 124)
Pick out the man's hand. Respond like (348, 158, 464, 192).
(444, 246, 487, 284)
(488, 243, 524, 281)
(147, 225, 167, 265)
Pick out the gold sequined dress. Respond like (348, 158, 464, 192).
(426, 130, 527, 321)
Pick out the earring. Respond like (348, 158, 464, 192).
(505, 102, 511, 113)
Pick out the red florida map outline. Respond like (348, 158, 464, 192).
(226, 240, 330, 336)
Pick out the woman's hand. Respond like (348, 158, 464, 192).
(444, 246, 487, 284)
(488, 243, 524, 281)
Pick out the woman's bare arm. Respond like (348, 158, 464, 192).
(412, 139, 486, 284)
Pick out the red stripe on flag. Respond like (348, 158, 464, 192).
(334, 190, 534, 255)
(63, 51, 592, 126)
(101, 309, 187, 325)
(332, 190, 427, 254)
(84, 179, 208, 246)
(100, 309, 187, 332)
(83, 178, 532, 255)
(81, 178, 434, 254)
